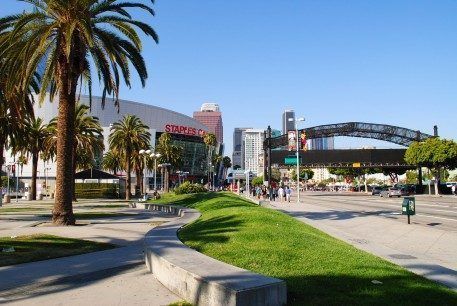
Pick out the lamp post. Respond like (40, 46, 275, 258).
(150, 153, 161, 191)
(289, 117, 305, 203)
(139, 149, 151, 196)
(44, 165, 51, 198)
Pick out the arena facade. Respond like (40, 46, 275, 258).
(4, 96, 211, 193)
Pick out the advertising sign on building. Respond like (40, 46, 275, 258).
(300, 131, 307, 151)
(164, 124, 206, 137)
(288, 131, 296, 151)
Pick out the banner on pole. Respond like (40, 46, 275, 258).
(287, 131, 296, 151)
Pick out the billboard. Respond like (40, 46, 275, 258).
(300, 131, 307, 151)
(288, 131, 296, 151)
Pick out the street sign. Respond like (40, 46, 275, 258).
(352, 162, 361, 168)
(284, 157, 302, 165)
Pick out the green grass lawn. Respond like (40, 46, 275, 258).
(152, 192, 457, 306)
(0, 234, 115, 266)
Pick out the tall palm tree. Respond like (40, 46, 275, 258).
(47, 103, 104, 201)
(0, 1, 158, 225)
(222, 156, 232, 183)
(109, 115, 151, 200)
(102, 150, 124, 175)
(0, 55, 38, 192)
(203, 133, 217, 187)
(156, 133, 183, 192)
(20, 117, 50, 200)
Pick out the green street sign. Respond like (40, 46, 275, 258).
(284, 157, 302, 165)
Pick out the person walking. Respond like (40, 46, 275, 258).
(278, 186, 284, 202)
(452, 184, 456, 196)
(285, 186, 292, 203)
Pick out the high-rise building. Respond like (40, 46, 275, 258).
(282, 109, 295, 135)
(243, 129, 265, 175)
(232, 127, 251, 169)
(193, 103, 224, 143)
(309, 137, 335, 150)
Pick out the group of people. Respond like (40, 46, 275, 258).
(250, 185, 293, 202)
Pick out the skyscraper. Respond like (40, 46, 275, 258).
(243, 129, 265, 175)
(232, 127, 251, 169)
(193, 103, 224, 143)
(282, 109, 295, 135)
(309, 137, 335, 150)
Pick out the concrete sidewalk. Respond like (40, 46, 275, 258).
(0, 208, 181, 305)
(261, 196, 457, 290)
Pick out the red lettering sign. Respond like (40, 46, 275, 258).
(164, 124, 205, 137)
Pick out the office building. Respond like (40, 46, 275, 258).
(232, 127, 251, 169)
(309, 137, 335, 150)
(282, 109, 295, 135)
(243, 129, 265, 175)
(193, 103, 224, 143)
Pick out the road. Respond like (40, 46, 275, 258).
(296, 192, 457, 232)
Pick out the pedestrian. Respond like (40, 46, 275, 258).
(452, 184, 456, 196)
(285, 186, 292, 202)
(278, 186, 284, 202)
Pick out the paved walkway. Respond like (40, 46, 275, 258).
(0, 206, 181, 305)
(261, 193, 457, 290)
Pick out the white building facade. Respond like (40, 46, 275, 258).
(243, 129, 265, 176)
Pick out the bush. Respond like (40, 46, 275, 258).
(75, 183, 122, 199)
(174, 182, 207, 195)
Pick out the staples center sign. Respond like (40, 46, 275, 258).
(164, 124, 206, 137)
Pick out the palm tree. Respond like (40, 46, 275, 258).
(0, 55, 38, 192)
(0, 1, 158, 225)
(20, 117, 50, 200)
(222, 156, 232, 183)
(47, 103, 104, 201)
(203, 133, 217, 187)
(156, 133, 183, 192)
(109, 115, 151, 200)
(102, 150, 124, 175)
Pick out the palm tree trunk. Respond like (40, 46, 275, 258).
(0, 144, 4, 199)
(72, 146, 77, 202)
(31, 152, 38, 200)
(136, 167, 142, 195)
(126, 152, 131, 200)
(53, 54, 76, 225)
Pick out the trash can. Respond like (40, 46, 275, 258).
(4, 194, 11, 204)
(402, 197, 415, 215)
(26, 192, 32, 201)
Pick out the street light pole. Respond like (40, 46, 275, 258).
(289, 117, 305, 203)
(150, 153, 161, 191)
(139, 149, 151, 197)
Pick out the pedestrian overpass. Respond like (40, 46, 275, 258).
(263, 122, 436, 182)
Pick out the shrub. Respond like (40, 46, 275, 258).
(74, 183, 122, 198)
(174, 182, 207, 195)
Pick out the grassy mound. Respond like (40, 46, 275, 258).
(153, 192, 457, 305)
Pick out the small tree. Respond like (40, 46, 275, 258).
(405, 138, 457, 195)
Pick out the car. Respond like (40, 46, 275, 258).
(371, 186, 383, 196)
(380, 187, 402, 198)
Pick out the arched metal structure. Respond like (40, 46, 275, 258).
(269, 122, 434, 149)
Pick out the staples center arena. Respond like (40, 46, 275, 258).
(7, 96, 213, 191)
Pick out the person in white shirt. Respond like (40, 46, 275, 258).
(278, 186, 284, 202)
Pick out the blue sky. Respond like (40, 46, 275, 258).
(3, 1, 457, 154)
